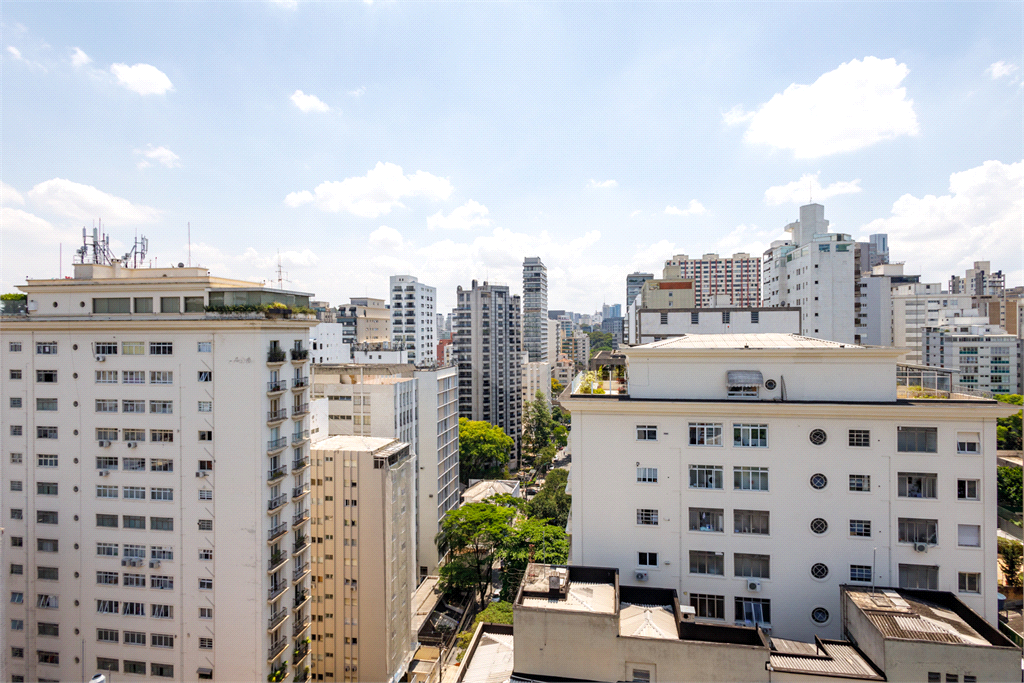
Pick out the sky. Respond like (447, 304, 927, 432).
(2, 1, 1022, 314)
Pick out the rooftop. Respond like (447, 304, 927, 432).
(635, 333, 860, 350)
(462, 480, 521, 505)
(769, 638, 884, 680)
(311, 435, 398, 453)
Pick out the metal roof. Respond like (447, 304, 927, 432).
(634, 333, 863, 350)
(769, 639, 884, 680)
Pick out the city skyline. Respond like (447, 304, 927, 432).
(2, 2, 1022, 313)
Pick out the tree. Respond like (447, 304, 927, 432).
(587, 330, 614, 356)
(551, 377, 565, 396)
(522, 391, 554, 456)
(528, 468, 571, 529)
(998, 466, 1023, 513)
(496, 517, 570, 601)
(552, 423, 568, 448)
(533, 444, 557, 475)
(459, 418, 514, 484)
(996, 395, 1023, 451)
(998, 538, 1023, 587)
(436, 503, 516, 604)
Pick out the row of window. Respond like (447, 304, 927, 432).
(8, 426, 180, 442)
(7, 398, 216, 416)
(6, 340, 212, 356)
(7, 369, 213, 384)
(7, 454, 196, 472)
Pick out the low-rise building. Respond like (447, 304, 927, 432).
(640, 277, 697, 309)
(523, 356, 552, 405)
(923, 318, 1022, 394)
(632, 307, 800, 344)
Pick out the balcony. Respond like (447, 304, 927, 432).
(290, 348, 309, 361)
(293, 589, 310, 611)
(292, 615, 310, 637)
(292, 535, 309, 554)
(267, 437, 288, 454)
(268, 464, 288, 481)
(293, 640, 310, 660)
(267, 380, 288, 395)
(291, 430, 310, 446)
(292, 483, 310, 500)
(267, 349, 287, 364)
(267, 408, 288, 424)
(292, 509, 310, 527)
(268, 552, 288, 573)
(268, 523, 288, 543)
(268, 494, 288, 512)
(267, 639, 289, 662)
(292, 376, 309, 389)
(268, 582, 288, 602)
(291, 456, 310, 473)
(267, 609, 289, 631)
(291, 403, 309, 418)
(292, 562, 310, 583)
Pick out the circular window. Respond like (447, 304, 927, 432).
(810, 518, 828, 534)
(765, 379, 777, 390)
(809, 429, 827, 445)
(73, 344, 78, 350)
(811, 607, 830, 624)
(810, 473, 828, 489)
(811, 563, 829, 579)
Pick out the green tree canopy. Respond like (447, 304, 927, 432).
(528, 468, 571, 529)
(436, 503, 516, 603)
(522, 391, 554, 456)
(458, 417, 514, 484)
(998, 466, 1022, 513)
(998, 538, 1023, 588)
(551, 377, 565, 396)
(587, 330, 614, 356)
(996, 395, 1022, 451)
(496, 517, 570, 601)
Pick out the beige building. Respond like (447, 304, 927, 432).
(640, 278, 697, 309)
(662, 253, 761, 308)
(522, 355, 551, 405)
(1, 260, 316, 682)
(309, 436, 415, 683)
(347, 297, 391, 343)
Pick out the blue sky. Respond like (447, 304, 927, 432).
(2, 1, 1021, 313)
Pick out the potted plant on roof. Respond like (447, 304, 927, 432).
(267, 302, 289, 319)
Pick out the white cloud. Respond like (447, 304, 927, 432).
(587, 179, 618, 189)
(368, 225, 405, 249)
(0, 208, 84, 293)
(27, 178, 160, 224)
(764, 173, 862, 205)
(7, 46, 22, 60)
(270, 0, 298, 7)
(110, 63, 174, 96)
(348, 86, 366, 97)
(664, 200, 706, 216)
(427, 200, 491, 231)
(71, 47, 91, 67)
(725, 57, 919, 158)
(987, 61, 1018, 80)
(1, 182, 25, 206)
(858, 159, 1023, 286)
(630, 209, 642, 218)
(290, 90, 330, 112)
(135, 145, 181, 169)
(285, 162, 454, 218)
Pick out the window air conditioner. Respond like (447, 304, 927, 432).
(98, 470, 109, 477)
(131, 559, 141, 567)
(126, 442, 137, 449)
(746, 579, 762, 592)
(121, 558, 130, 567)
(196, 471, 208, 478)
(634, 570, 648, 581)
(913, 542, 928, 553)
(98, 440, 111, 448)
(95, 354, 106, 362)
(150, 560, 161, 569)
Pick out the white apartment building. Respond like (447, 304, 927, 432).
(923, 319, 1022, 395)
(310, 436, 415, 683)
(631, 307, 800, 345)
(891, 284, 972, 364)
(545, 319, 558, 363)
(523, 257, 549, 363)
(1, 261, 316, 683)
(311, 323, 352, 364)
(662, 253, 761, 308)
(560, 332, 590, 370)
(950, 261, 1005, 297)
(522, 356, 552, 405)
(762, 203, 856, 344)
(389, 276, 436, 366)
(564, 333, 1013, 642)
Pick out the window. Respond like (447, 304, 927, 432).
(850, 520, 872, 537)
(199, 548, 213, 560)
(10, 369, 22, 379)
(689, 423, 722, 446)
(198, 400, 212, 412)
(36, 510, 58, 524)
(122, 341, 145, 355)
(94, 342, 118, 355)
(36, 341, 58, 355)
(733, 424, 767, 447)
(898, 472, 937, 498)
(97, 571, 119, 585)
(94, 297, 131, 313)
(848, 429, 870, 447)
(97, 657, 119, 672)
(691, 311, 699, 324)
(10, 480, 22, 491)
(36, 370, 57, 383)
(199, 578, 213, 590)
(36, 398, 57, 411)
(123, 485, 145, 499)
(37, 622, 58, 636)
(96, 428, 118, 441)
(97, 484, 118, 499)
(11, 537, 23, 547)
(659, 312, 668, 325)
(150, 371, 173, 384)
(95, 399, 118, 413)
(125, 661, 146, 674)
(957, 433, 980, 454)
(849, 474, 871, 492)
(37, 481, 58, 495)
(636, 467, 658, 483)
(11, 508, 23, 519)
(11, 452, 23, 463)
(809, 473, 828, 490)
(96, 456, 118, 470)
(151, 546, 172, 560)
(199, 430, 212, 441)
(123, 430, 145, 443)
(199, 607, 213, 619)
(36, 426, 57, 439)
(689, 507, 724, 532)
(733, 466, 768, 491)
(638, 552, 658, 566)
(96, 514, 118, 528)
(9, 397, 20, 408)
(150, 487, 173, 501)
(150, 517, 174, 531)
(689, 464, 724, 489)
(957, 479, 979, 500)
(636, 509, 659, 526)
(160, 297, 180, 313)
(690, 593, 725, 619)
(957, 524, 981, 547)
(151, 430, 174, 443)
(10, 564, 22, 574)
(897, 426, 937, 453)
(199, 637, 213, 649)
(898, 518, 937, 545)
(899, 564, 938, 590)
(11, 647, 24, 658)
(37, 650, 59, 665)
(150, 342, 173, 355)
(124, 544, 146, 559)
(37, 594, 58, 609)
(97, 542, 118, 556)
(735, 597, 771, 625)
(197, 341, 212, 352)
(151, 576, 174, 590)
(11, 619, 23, 630)
(198, 371, 212, 382)
(35, 453, 56, 467)
(123, 515, 145, 529)
(96, 628, 120, 643)
(151, 663, 174, 678)
(151, 455, 173, 470)
(123, 574, 145, 588)
(11, 592, 24, 603)
(850, 565, 872, 582)
(10, 425, 23, 437)
(690, 550, 724, 575)
(734, 509, 769, 535)
(636, 425, 658, 441)
(198, 519, 213, 531)
(199, 489, 213, 501)
(9, 341, 21, 351)
(122, 370, 145, 384)
(150, 400, 173, 414)
(185, 297, 205, 313)
(958, 572, 980, 593)
(123, 601, 146, 616)
(734, 553, 770, 578)
(151, 604, 173, 619)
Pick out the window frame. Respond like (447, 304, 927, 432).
(635, 425, 658, 441)
(733, 423, 768, 448)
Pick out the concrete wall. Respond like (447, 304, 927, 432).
(637, 308, 800, 343)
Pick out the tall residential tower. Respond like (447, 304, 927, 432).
(389, 275, 436, 366)
(522, 257, 549, 362)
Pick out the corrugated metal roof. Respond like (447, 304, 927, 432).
(770, 641, 884, 680)
(619, 603, 677, 640)
(636, 333, 861, 350)
(462, 632, 514, 683)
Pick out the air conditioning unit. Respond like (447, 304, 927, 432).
(130, 559, 141, 567)
(913, 542, 928, 553)
(121, 558, 130, 567)
(196, 471, 208, 478)
(95, 354, 106, 362)
(98, 440, 111, 448)
(747, 579, 762, 592)
(634, 570, 648, 581)
(98, 470, 109, 477)
(149, 560, 161, 569)
(126, 442, 138, 449)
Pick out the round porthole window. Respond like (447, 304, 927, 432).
(811, 607, 830, 624)
(811, 563, 829, 579)
(810, 473, 828, 489)
(809, 429, 827, 445)
(810, 518, 828, 534)
(764, 379, 777, 390)
(73, 344, 78, 350)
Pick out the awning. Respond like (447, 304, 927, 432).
(727, 370, 763, 386)
(197, 668, 213, 676)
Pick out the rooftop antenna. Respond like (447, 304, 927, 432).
(276, 251, 291, 290)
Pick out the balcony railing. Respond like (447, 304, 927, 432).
(268, 553, 288, 573)
(267, 437, 288, 453)
(268, 582, 288, 601)
(293, 641, 310, 660)
(267, 609, 288, 630)
(291, 430, 309, 445)
(268, 523, 288, 542)
(268, 464, 288, 480)
(292, 376, 309, 389)
(268, 494, 288, 512)
(267, 409, 288, 422)
(267, 639, 288, 661)
(267, 349, 287, 363)
(292, 615, 310, 637)
(267, 380, 287, 393)
(291, 456, 310, 473)
(293, 589, 309, 610)
(292, 509, 310, 526)
(291, 403, 309, 417)
(292, 536, 309, 554)
(292, 483, 310, 499)
(290, 348, 309, 361)
(292, 562, 310, 582)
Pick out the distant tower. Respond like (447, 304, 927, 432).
(523, 257, 548, 362)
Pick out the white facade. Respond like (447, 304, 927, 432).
(523, 358, 552, 405)
(1, 263, 316, 682)
(563, 333, 1012, 642)
(662, 253, 761, 308)
(389, 275, 437, 366)
(892, 284, 971, 364)
(923, 320, 1022, 395)
(310, 322, 352, 364)
(762, 203, 856, 344)
(634, 308, 800, 345)
(545, 319, 559, 362)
